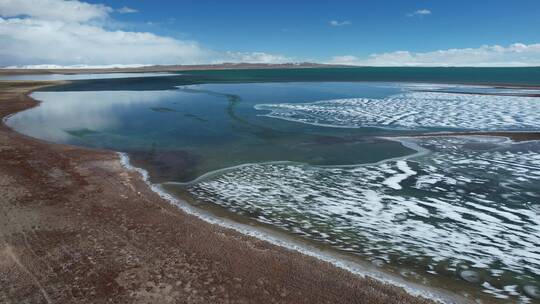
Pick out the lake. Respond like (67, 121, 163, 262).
(5, 68, 540, 302)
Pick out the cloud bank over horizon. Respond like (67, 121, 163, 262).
(0, 0, 291, 67)
(329, 43, 540, 67)
(1, 0, 540, 67)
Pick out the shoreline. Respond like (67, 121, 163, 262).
(3, 79, 538, 303)
(160, 134, 539, 303)
(0, 81, 446, 303)
(119, 153, 463, 303)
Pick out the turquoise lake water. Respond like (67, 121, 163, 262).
(5, 68, 540, 303)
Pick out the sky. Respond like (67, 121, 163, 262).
(1, 0, 540, 67)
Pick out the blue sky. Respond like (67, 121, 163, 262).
(1, 0, 540, 66)
(103, 0, 540, 60)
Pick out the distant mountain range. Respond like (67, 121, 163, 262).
(0, 63, 348, 75)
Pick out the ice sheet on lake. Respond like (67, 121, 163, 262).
(255, 91, 540, 130)
(188, 136, 540, 301)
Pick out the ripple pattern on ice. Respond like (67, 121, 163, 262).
(255, 91, 540, 130)
(188, 137, 540, 300)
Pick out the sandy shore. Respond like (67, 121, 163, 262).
(0, 81, 439, 303)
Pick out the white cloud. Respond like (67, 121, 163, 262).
(329, 20, 351, 27)
(117, 6, 138, 14)
(0, 0, 111, 22)
(408, 9, 431, 17)
(328, 43, 540, 67)
(0, 17, 212, 66)
(0, 0, 290, 66)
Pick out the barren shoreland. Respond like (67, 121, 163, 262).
(0, 81, 441, 303)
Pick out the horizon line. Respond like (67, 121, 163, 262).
(3, 63, 540, 70)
